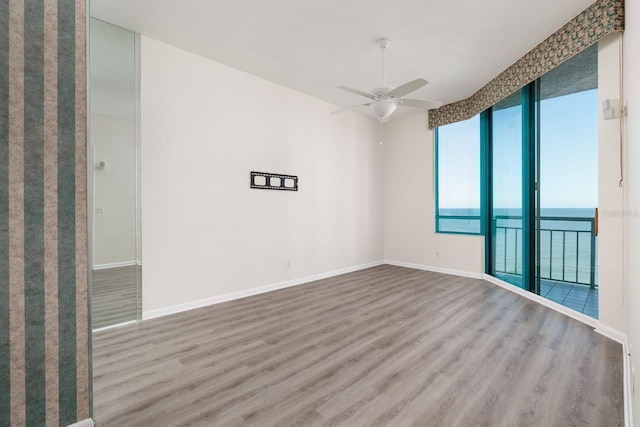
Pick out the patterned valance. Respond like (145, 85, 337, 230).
(428, 0, 624, 129)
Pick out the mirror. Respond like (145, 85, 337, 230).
(89, 19, 141, 329)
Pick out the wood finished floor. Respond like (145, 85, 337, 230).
(92, 266, 140, 329)
(92, 265, 623, 426)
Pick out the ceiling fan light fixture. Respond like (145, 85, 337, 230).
(332, 37, 439, 120)
(369, 100, 397, 120)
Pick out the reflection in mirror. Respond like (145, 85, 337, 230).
(89, 18, 141, 329)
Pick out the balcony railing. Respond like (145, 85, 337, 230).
(493, 215, 597, 289)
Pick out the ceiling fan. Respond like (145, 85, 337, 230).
(332, 38, 442, 122)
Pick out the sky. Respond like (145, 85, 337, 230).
(438, 88, 598, 211)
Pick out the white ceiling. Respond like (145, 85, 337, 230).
(91, 0, 595, 121)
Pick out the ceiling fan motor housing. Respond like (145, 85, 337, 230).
(377, 38, 390, 49)
(372, 86, 395, 98)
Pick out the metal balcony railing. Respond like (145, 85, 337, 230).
(493, 215, 597, 289)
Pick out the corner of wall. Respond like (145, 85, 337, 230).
(622, 0, 640, 423)
(382, 115, 484, 276)
(597, 33, 627, 335)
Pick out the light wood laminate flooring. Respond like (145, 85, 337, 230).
(93, 265, 623, 426)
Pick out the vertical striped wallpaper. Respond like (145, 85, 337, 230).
(1, 1, 90, 426)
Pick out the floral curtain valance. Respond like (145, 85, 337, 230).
(428, 0, 624, 129)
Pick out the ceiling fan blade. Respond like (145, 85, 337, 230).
(338, 86, 377, 100)
(330, 103, 370, 114)
(388, 78, 429, 98)
(397, 98, 443, 109)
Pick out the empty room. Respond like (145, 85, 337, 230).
(2, 0, 640, 426)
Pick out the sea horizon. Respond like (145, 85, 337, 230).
(439, 207, 596, 217)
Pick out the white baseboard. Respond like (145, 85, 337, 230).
(92, 319, 138, 333)
(93, 260, 140, 270)
(595, 326, 634, 427)
(384, 260, 483, 280)
(143, 260, 384, 320)
(66, 418, 94, 427)
(597, 330, 634, 427)
(595, 323, 628, 345)
(482, 274, 598, 327)
(482, 274, 632, 426)
(622, 338, 634, 427)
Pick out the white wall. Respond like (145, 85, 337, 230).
(623, 0, 640, 422)
(597, 33, 626, 334)
(383, 114, 484, 275)
(140, 36, 383, 314)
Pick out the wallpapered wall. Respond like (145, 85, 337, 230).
(0, 1, 90, 426)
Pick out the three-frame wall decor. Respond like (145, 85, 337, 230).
(250, 171, 298, 191)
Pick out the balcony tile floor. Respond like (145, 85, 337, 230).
(540, 280, 598, 319)
(495, 273, 598, 319)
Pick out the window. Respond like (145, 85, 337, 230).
(435, 114, 481, 234)
(434, 45, 598, 318)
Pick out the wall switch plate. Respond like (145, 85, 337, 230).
(602, 99, 621, 120)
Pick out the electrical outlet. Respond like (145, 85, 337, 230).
(436, 250, 440, 257)
(96, 207, 105, 214)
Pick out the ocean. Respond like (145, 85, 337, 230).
(439, 207, 597, 285)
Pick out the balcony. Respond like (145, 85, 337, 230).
(493, 214, 598, 319)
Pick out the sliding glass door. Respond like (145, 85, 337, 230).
(535, 45, 599, 317)
(487, 45, 598, 318)
(490, 91, 524, 289)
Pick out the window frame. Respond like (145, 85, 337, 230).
(434, 115, 486, 236)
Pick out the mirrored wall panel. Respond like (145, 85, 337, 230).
(89, 18, 141, 329)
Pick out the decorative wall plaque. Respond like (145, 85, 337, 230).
(250, 171, 298, 191)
